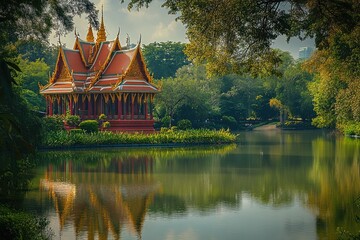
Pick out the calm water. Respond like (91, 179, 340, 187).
(22, 130, 360, 240)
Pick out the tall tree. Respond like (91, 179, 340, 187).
(124, 0, 359, 76)
(0, 0, 98, 197)
(142, 41, 190, 79)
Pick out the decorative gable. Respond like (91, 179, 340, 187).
(51, 51, 72, 83)
(126, 54, 148, 80)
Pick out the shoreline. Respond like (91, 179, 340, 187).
(38, 142, 235, 151)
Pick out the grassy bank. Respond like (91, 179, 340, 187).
(41, 129, 238, 148)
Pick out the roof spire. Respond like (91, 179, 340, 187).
(96, 5, 106, 44)
(117, 28, 120, 39)
(86, 23, 94, 42)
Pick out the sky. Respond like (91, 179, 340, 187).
(52, 0, 314, 59)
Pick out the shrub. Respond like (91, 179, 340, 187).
(65, 114, 81, 127)
(177, 119, 192, 130)
(98, 114, 107, 121)
(222, 115, 238, 130)
(102, 121, 111, 129)
(42, 116, 64, 132)
(0, 205, 52, 240)
(343, 123, 360, 136)
(79, 120, 98, 133)
(161, 116, 171, 127)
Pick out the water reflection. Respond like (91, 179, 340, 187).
(23, 132, 360, 240)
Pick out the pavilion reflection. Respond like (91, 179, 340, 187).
(40, 154, 159, 240)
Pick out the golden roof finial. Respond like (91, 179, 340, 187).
(96, 5, 106, 44)
(86, 24, 94, 42)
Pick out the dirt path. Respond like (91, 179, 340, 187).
(253, 124, 278, 131)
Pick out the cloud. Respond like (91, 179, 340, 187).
(151, 20, 183, 42)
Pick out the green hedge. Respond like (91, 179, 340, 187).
(79, 120, 98, 133)
(41, 129, 238, 147)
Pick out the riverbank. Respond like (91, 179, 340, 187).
(40, 129, 238, 149)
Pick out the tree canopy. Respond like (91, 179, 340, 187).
(124, 0, 359, 76)
(142, 41, 190, 79)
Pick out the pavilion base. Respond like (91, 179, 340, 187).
(106, 119, 155, 133)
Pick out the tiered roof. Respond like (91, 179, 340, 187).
(40, 11, 158, 96)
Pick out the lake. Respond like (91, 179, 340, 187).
(22, 129, 360, 240)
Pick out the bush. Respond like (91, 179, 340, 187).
(177, 119, 192, 130)
(102, 121, 111, 129)
(42, 116, 64, 132)
(65, 114, 81, 127)
(161, 116, 171, 127)
(79, 120, 98, 133)
(98, 114, 107, 121)
(343, 123, 360, 136)
(222, 115, 238, 130)
(0, 205, 52, 240)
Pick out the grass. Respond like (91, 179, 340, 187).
(41, 129, 238, 148)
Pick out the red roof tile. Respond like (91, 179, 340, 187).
(63, 50, 88, 73)
(90, 42, 113, 71)
(103, 49, 136, 75)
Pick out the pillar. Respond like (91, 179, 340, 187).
(62, 96, 66, 115)
(117, 97, 122, 120)
(69, 96, 73, 115)
(88, 95, 91, 119)
(144, 101, 148, 120)
(131, 94, 134, 120)
(80, 96, 84, 119)
(100, 95, 104, 116)
(49, 98, 53, 116)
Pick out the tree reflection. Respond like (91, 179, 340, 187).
(34, 145, 236, 239)
(25, 135, 360, 239)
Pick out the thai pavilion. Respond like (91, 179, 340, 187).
(40, 10, 159, 132)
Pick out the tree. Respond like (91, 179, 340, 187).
(142, 41, 190, 79)
(124, 0, 359, 76)
(155, 65, 220, 127)
(0, 0, 98, 198)
(14, 57, 50, 111)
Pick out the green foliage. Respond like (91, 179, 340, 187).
(142, 41, 190, 79)
(79, 120, 98, 133)
(124, 0, 359, 77)
(221, 116, 237, 130)
(102, 121, 111, 129)
(161, 116, 171, 127)
(98, 114, 107, 121)
(0, 1, 98, 58)
(69, 129, 84, 134)
(177, 119, 192, 130)
(342, 123, 360, 136)
(65, 114, 80, 127)
(155, 65, 219, 128)
(41, 129, 237, 147)
(42, 116, 65, 132)
(0, 205, 51, 240)
(277, 121, 315, 130)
